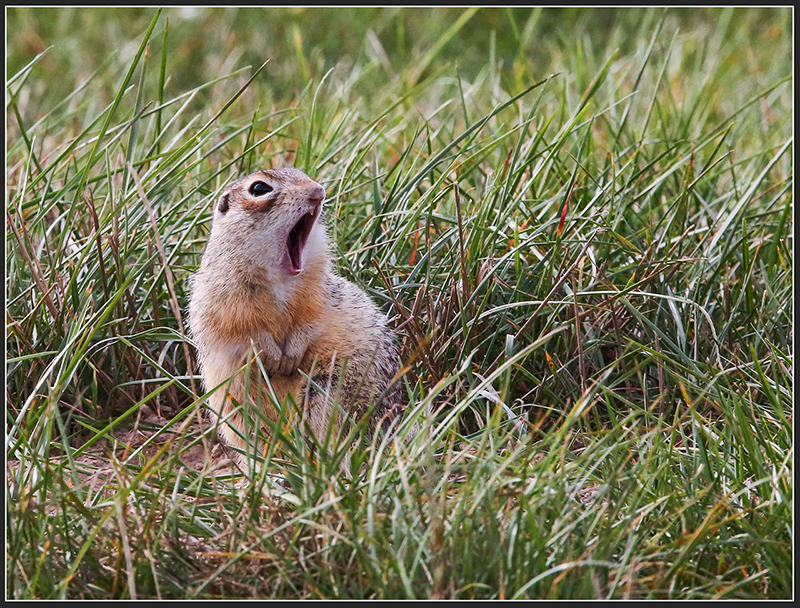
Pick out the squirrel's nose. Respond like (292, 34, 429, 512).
(309, 184, 325, 205)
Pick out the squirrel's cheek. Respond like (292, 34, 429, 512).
(241, 196, 275, 214)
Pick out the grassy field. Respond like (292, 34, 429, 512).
(6, 7, 793, 599)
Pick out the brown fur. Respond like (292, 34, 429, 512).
(188, 168, 403, 466)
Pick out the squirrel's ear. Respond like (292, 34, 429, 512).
(217, 193, 230, 214)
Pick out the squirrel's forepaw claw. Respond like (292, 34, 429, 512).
(263, 359, 281, 375)
(277, 355, 301, 376)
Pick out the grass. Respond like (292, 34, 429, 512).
(6, 7, 793, 599)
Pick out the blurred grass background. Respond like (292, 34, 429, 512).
(7, 7, 790, 117)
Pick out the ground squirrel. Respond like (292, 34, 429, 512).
(188, 167, 404, 463)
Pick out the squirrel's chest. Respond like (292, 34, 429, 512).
(200, 337, 301, 401)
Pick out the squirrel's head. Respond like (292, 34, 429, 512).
(209, 167, 327, 278)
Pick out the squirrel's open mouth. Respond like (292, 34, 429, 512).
(283, 206, 319, 276)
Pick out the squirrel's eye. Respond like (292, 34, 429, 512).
(249, 181, 273, 196)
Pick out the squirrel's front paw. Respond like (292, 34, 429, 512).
(277, 325, 317, 375)
(277, 339, 307, 375)
(258, 332, 284, 375)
